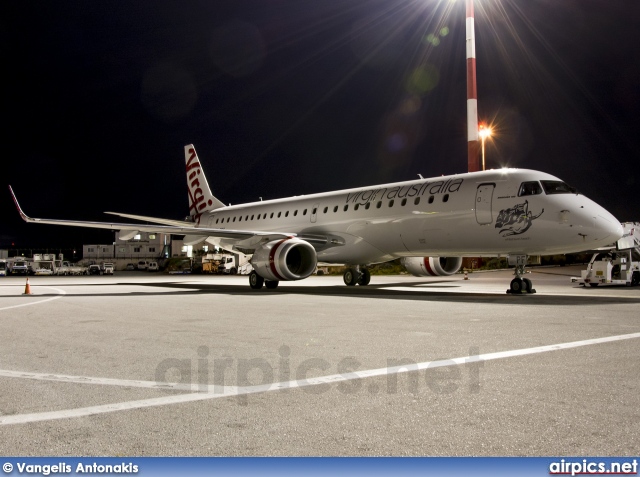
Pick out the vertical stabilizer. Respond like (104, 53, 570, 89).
(185, 144, 225, 223)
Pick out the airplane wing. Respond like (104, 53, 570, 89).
(104, 211, 197, 228)
(9, 186, 295, 242)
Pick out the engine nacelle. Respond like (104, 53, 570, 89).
(401, 257, 463, 277)
(251, 238, 317, 282)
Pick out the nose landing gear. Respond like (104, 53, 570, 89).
(507, 261, 536, 294)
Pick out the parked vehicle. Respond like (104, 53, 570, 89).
(87, 264, 102, 275)
(100, 262, 114, 275)
(55, 261, 88, 275)
(0, 260, 7, 276)
(148, 261, 159, 272)
(125, 263, 136, 271)
(137, 260, 149, 270)
(8, 259, 29, 275)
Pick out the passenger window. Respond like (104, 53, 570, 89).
(428, 196, 434, 204)
(401, 198, 407, 206)
(354, 204, 360, 211)
(285, 211, 289, 217)
(323, 207, 328, 213)
(312, 208, 317, 215)
(233, 217, 236, 222)
(376, 201, 382, 209)
(343, 205, 348, 212)
(518, 181, 543, 197)
(443, 194, 449, 203)
(389, 200, 394, 207)
(414, 197, 420, 205)
(365, 202, 370, 209)
(333, 206, 338, 213)
(251, 215, 254, 220)
(303, 209, 307, 215)
(239, 216, 242, 221)
(270, 213, 274, 219)
(294, 210, 298, 216)
(278, 212, 282, 218)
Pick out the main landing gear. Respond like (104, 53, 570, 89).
(343, 266, 371, 286)
(507, 258, 536, 294)
(249, 270, 279, 290)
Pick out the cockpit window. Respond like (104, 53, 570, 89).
(518, 181, 543, 197)
(540, 180, 577, 195)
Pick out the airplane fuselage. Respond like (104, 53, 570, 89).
(198, 168, 621, 265)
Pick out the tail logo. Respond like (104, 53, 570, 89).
(186, 147, 213, 224)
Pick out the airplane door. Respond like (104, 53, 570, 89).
(311, 203, 319, 223)
(475, 183, 495, 225)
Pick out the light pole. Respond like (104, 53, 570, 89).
(478, 124, 492, 171)
(466, 0, 479, 172)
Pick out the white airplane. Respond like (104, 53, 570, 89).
(9, 144, 623, 293)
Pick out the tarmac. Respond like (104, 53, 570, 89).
(0, 265, 638, 456)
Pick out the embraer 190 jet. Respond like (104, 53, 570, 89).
(9, 145, 623, 293)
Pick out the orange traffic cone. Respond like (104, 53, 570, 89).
(23, 278, 32, 295)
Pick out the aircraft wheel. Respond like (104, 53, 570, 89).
(343, 268, 358, 286)
(522, 278, 533, 293)
(509, 277, 524, 293)
(358, 269, 371, 286)
(249, 271, 264, 289)
(265, 280, 279, 289)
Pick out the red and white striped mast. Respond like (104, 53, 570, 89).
(466, 0, 480, 172)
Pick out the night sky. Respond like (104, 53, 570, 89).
(3, 0, 640, 249)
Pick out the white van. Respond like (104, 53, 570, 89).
(0, 260, 7, 276)
(148, 261, 159, 272)
(137, 260, 149, 270)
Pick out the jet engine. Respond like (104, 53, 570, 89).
(251, 237, 317, 282)
(401, 257, 463, 277)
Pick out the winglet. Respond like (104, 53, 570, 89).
(8, 185, 31, 222)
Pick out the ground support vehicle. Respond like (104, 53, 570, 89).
(572, 222, 640, 287)
(8, 259, 30, 275)
(56, 261, 88, 275)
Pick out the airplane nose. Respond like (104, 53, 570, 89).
(594, 212, 623, 243)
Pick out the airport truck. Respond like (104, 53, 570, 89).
(572, 222, 640, 287)
(8, 258, 30, 275)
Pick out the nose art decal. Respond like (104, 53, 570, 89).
(495, 200, 544, 237)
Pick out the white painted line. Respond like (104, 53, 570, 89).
(1, 331, 639, 426)
(0, 369, 193, 391)
(0, 287, 66, 312)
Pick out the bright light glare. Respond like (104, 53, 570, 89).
(479, 125, 493, 139)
